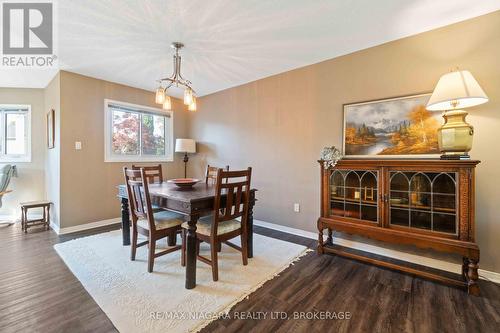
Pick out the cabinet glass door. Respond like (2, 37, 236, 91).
(389, 171, 457, 234)
(330, 170, 378, 222)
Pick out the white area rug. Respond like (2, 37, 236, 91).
(54, 230, 308, 333)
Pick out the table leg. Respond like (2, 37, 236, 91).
(121, 198, 131, 246)
(247, 195, 255, 259)
(21, 207, 25, 233)
(46, 205, 50, 230)
(185, 214, 199, 289)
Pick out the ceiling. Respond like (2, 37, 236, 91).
(2, 0, 500, 97)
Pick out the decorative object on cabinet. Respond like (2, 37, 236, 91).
(47, 109, 55, 149)
(343, 94, 442, 158)
(426, 69, 489, 159)
(364, 186, 374, 201)
(317, 158, 480, 295)
(320, 146, 342, 168)
(175, 138, 196, 178)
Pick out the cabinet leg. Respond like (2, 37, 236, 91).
(462, 257, 469, 276)
(466, 259, 480, 296)
(317, 226, 324, 254)
(326, 228, 333, 245)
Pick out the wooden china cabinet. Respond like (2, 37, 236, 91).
(317, 159, 481, 295)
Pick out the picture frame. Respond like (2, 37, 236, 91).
(47, 109, 55, 149)
(343, 93, 441, 158)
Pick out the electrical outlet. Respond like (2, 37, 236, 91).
(294, 203, 300, 212)
(75, 141, 82, 150)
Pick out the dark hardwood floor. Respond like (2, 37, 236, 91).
(0, 223, 499, 333)
(0, 223, 117, 333)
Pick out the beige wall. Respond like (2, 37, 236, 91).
(189, 11, 500, 272)
(0, 88, 46, 217)
(57, 71, 188, 228)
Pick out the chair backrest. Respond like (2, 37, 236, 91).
(0, 165, 14, 208)
(123, 167, 155, 231)
(212, 167, 252, 235)
(132, 164, 163, 184)
(205, 164, 229, 184)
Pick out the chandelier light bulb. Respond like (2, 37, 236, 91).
(162, 95, 172, 110)
(188, 96, 197, 111)
(184, 88, 193, 105)
(155, 87, 165, 104)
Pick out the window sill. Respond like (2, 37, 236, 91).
(0, 157, 31, 163)
(104, 156, 174, 163)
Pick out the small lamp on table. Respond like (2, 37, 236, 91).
(175, 139, 196, 178)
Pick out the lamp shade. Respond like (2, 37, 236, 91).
(162, 95, 172, 110)
(175, 139, 196, 153)
(155, 87, 165, 104)
(426, 70, 488, 111)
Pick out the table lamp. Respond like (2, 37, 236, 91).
(426, 69, 488, 159)
(175, 139, 196, 178)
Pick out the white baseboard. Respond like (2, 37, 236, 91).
(50, 221, 60, 234)
(51, 217, 121, 235)
(253, 219, 500, 284)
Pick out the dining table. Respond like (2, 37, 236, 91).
(117, 181, 257, 289)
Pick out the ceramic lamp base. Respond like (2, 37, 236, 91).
(438, 110, 473, 159)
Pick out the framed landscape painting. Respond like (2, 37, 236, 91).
(343, 93, 441, 158)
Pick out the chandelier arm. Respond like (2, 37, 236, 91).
(162, 78, 176, 84)
(177, 54, 186, 81)
(171, 54, 178, 80)
(176, 55, 183, 81)
(160, 78, 193, 91)
(157, 42, 196, 96)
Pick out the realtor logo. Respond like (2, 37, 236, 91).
(2, 2, 53, 54)
(1, 1, 56, 67)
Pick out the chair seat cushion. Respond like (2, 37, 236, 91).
(181, 215, 241, 236)
(137, 210, 183, 231)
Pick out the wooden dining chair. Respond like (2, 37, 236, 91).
(181, 167, 252, 281)
(124, 167, 183, 272)
(206, 165, 230, 219)
(131, 164, 165, 213)
(205, 165, 229, 184)
(132, 164, 163, 183)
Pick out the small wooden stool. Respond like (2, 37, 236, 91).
(20, 201, 51, 233)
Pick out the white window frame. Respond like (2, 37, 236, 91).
(0, 104, 31, 163)
(104, 99, 174, 163)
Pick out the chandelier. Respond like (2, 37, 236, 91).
(155, 42, 197, 111)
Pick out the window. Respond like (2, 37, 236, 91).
(0, 105, 31, 162)
(104, 99, 173, 162)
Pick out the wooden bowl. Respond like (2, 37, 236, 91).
(168, 178, 200, 189)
